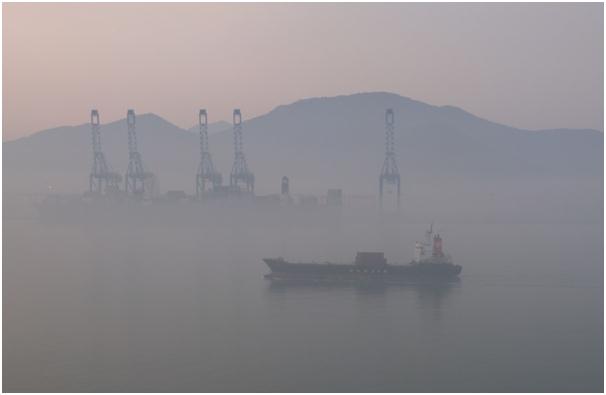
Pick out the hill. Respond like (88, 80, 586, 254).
(4, 92, 602, 222)
(187, 120, 231, 136)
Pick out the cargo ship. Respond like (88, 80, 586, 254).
(263, 225, 462, 282)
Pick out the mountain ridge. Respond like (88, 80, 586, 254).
(4, 91, 602, 223)
(6, 92, 602, 144)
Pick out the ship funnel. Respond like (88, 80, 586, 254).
(432, 234, 443, 257)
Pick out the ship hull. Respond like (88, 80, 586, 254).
(263, 258, 462, 282)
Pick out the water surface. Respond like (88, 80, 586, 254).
(3, 213, 603, 392)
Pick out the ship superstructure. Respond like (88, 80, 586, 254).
(413, 223, 452, 264)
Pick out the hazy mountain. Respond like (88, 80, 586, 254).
(4, 92, 602, 222)
(187, 120, 231, 136)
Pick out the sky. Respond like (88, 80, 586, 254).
(2, 3, 603, 141)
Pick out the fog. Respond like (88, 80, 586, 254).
(3, 191, 603, 391)
(4, 92, 603, 223)
(3, 92, 604, 391)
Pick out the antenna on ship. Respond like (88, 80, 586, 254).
(424, 222, 434, 247)
(379, 109, 401, 208)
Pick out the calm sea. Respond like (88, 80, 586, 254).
(3, 212, 603, 392)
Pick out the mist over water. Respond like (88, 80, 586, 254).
(3, 2, 603, 390)
(2, 89, 603, 393)
(3, 203, 602, 392)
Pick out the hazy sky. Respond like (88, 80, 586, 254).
(3, 3, 603, 141)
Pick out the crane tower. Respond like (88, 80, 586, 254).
(379, 109, 401, 207)
(196, 109, 222, 197)
(229, 109, 254, 194)
(89, 109, 121, 195)
(125, 109, 154, 199)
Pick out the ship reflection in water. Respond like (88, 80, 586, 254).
(265, 277, 461, 317)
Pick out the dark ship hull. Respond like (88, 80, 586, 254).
(263, 257, 462, 283)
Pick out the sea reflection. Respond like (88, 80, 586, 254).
(265, 278, 461, 315)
